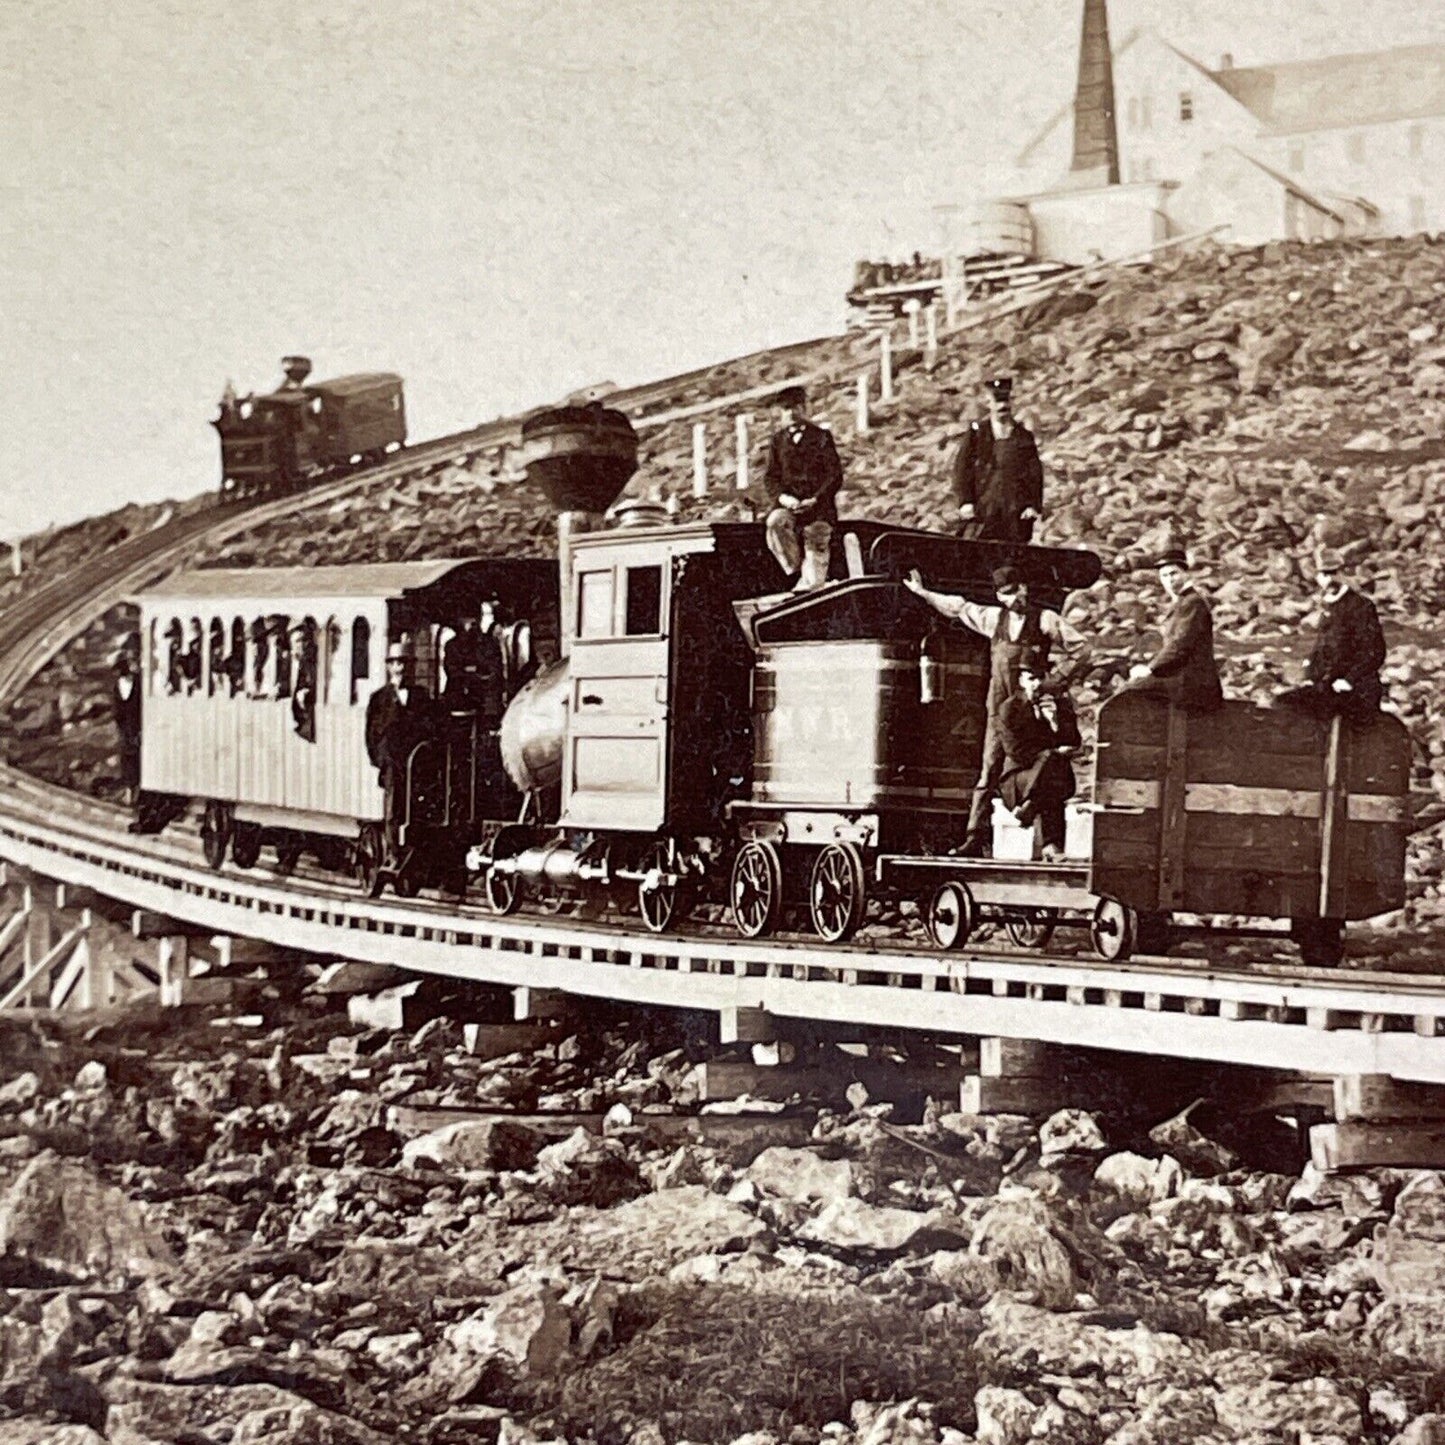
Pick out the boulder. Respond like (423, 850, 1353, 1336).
(1147, 1110, 1236, 1177)
(401, 1118, 549, 1173)
(1366, 1299, 1445, 1368)
(798, 1198, 969, 1255)
(969, 1197, 1088, 1309)
(1395, 1417, 1445, 1445)
(1039, 1109, 1107, 1159)
(1375, 1172, 1445, 1299)
(104, 1379, 390, 1445)
(509, 1186, 766, 1280)
(746, 1146, 856, 1206)
(1213, 1378, 1362, 1442)
(978, 1297, 1197, 1384)
(975, 1386, 1041, 1445)
(0, 1152, 176, 1286)
(1093, 1152, 1182, 1207)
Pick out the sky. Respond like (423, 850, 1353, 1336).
(4, 0, 1445, 538)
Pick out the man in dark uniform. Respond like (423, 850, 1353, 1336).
(365, 642, 433, 864)
(112, 649, 142, 806)
(905, 564, 1089, 856)
(1276, 548, 1386, 723)
(997, 650, 1082, 862)
(950, 376, 1044, 542)
(1123, 547, 1224, 713)
(760, 384, 844, 591)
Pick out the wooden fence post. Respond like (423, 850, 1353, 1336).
(925, 303, 939, 371)
(855, 374, 871, 436)
(879, 331, 895, 403)
(735, 414, 751, 491)
(692, 422, 707, 499)
(906, 302, 921, 349)
(9, 541, 19, 578)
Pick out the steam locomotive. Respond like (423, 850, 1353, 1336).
(137, 403, 1411, 967)
(214, 356, 406, 499)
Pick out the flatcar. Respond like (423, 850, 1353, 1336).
(214, 356, 406, 499)
(131, 558, 556, 890)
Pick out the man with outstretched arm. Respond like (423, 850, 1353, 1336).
(905, 563, 1090, 857)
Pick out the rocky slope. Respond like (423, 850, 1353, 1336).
(1, 980, 1445, 1444)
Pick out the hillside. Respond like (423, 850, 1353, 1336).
(8, 231, 1445, 931)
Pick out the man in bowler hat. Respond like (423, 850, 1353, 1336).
(760, 384, 844, 591)
(950, 376, 1043, 542)
(1275, 547, 1386, 723)
(1124, 547, 1224, 713)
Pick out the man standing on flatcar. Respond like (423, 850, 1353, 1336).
(366, 642, 433, 865)
(905, 564, 1089, 857)
(997, 650, 1081, 862)
(1275, 548, 1386, 724)
(1123, 547, 1224, 713)
(760, 384, 844, 591)
(950, 376, 1044, 542)
(112, 649, 142, 807)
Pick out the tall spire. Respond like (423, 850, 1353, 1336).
(1070, 0, 1119, 185)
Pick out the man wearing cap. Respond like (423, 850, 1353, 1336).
(1276, 549, 1386, 723)
(996, 649, 1082, 862)
(950, 376, 1044, 543)
(366, 642, 434, 864)
(905, 563, 1090, 856)
(112, 649, 142, 807)
(759, 385, 844, 591)
(1123, 548, 1224, 713)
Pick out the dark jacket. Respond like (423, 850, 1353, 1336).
(1146, 588, 1224, 713)
(761, 421, 844, 524)
(951, 419, 1043, 542)
(1307, 587, 1386, 709)
(997, 692, 1081, 772)
(365, 683, 433, 775)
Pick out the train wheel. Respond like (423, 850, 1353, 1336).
(231, 823, 262, 870)
(810, 843, 867, 944)
(1005, 914, 1056, 950)
(1090, 899, 1138, 962)
(731, 840, 782, 939)
(1292, 917, 1344, 968)
(638, 840, 684, 934)
(354, 824, 385, 898)
(201, 801, 232, 871)
(927, 880, 976, 951)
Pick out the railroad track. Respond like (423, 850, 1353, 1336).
(2, 360, 1445, 1117)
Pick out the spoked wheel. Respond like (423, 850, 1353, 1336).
(484, 827, 526, 916)
(1005, 913, 1056, 950)
(201, 800, 232, 871)
(1090, 898, 1138, 961)
(1292, 916, 1345, 968)
(927, 880, 977, 951)
(809, 843, 867, 944)
(731, 840, 783, 939)
(638, 840, 686, 935)
(231, 823, 262, 870)
(354, 823, 386, 899)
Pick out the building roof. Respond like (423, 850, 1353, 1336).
(1212, 43, 1445, 135)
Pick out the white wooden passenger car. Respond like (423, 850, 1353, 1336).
(132, 558, 556, 873)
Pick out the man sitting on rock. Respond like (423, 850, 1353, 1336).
(1275, 547, 1386, 724)
(996, 650, 1081, 862)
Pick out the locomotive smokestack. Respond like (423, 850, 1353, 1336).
(517, 401, 639, 656)
(280, 355, 313, 388)
(1069, 0, 1119, 186)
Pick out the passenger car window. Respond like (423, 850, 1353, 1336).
(577, 570, 614, 640)
(351, 618, 371, 704)
(623, 565, 663, 636)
